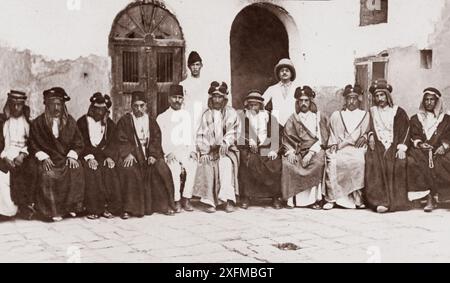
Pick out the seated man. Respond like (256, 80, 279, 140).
(324, 85, 370, 210)
(0, 90, 37, 219)
(365, 79, 410, 213)
(281, 86, 329, 209)
(77, 93, 122, 219)
(115, 91, 176, 219)
(237, 90, 282, 209)
(157, 85, 197, 212)
(29, 87, 85, 222)
(193, 81, 241, 213)
(408, 87, 450, 212)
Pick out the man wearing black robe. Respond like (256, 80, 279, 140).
(77, 93, 122, 219)
(115, 91, 175, 219)
(407, 87, 450, 212)
(237, 90, 282, 209)
(29, 87, 85, 222)
(365, 80, 411, 213)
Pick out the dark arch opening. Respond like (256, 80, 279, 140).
(230, 4, 289, 109)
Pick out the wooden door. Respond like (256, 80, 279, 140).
(149, 46, 183, 116)
(109, 1, 185, 120)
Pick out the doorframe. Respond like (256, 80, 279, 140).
(108, 0, 185, 120)
(355, 54, 389, 109)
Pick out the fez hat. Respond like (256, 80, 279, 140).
(294, 86, 315, 99)
(43, 87, 70, 102)
(343, 84, 363, 97)
(369, 79, 393, 95)
(208, 81, 229, 97)
(188, 51, 202, 66)
(90, 92, 112, 109)
(7, 90, 27, 101)
(131, 91, 147, 103)
(169, 85, 184, 97)
(274, 58, 296, 82)
(423, 87, 442, 98)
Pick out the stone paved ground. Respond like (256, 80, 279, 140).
(1, 203, 450, 263)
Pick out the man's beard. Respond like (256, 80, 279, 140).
(92, 114, 103, 122)
(300, 105, 309, 113)
(51, 112, 61, 118)
(249, 109, 260, 115)
(171, 103, 182, 110)
(424, 105, 436, 112)
(376, 100, 388, 108)
(134, 111, 144, 117)
(10, 111, 23, 118)
(347, 105, 358, 111)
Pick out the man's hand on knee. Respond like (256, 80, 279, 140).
(42, 158, 55, 171)
(66, 158, 80, 169)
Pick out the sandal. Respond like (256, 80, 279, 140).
(121, 212, 130, 220)
(165, 209, 175, 216)
(102, 211, 114, 219)
(86, 214, 100, 220)
(52, 216, 63, 222)
(323, 202, 335, 210)
(310, 203, 322, 210)
(356, 204, 366, 209)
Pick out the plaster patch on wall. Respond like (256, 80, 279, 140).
(0, 45, 111, 120)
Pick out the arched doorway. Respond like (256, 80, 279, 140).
(230, 4, 289, 109)
(109, 0, 184, 120)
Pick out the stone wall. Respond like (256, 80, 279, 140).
(0, 46, 111, 120)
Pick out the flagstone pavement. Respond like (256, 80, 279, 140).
(1, 203, 450, 263)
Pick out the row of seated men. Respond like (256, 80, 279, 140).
(0, 76, 448, 222)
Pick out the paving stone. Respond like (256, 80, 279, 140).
(1, 208, 450, 262)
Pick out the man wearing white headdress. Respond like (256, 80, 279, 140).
(407, 87, 450, 212)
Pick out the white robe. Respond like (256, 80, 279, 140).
(263, 81, 300, 127)
(157, 107, 197, 200)
(325, 109, 369, 208)
(180, 74, 210, 137)
(0, 116, 29, 216)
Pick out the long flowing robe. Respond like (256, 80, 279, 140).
(407, 113, 450, 202)
(77, 115, 122, 215)
(237, 110, 282, 199)
(193, 105, 241, 207)
(29, 114, 85, 218)
(0, 114, 38, 217)
(365, 106, 411, 211)
(115, 113, 175, 216)
(156, 108, 197, 201)
(281, 111, 329, 200)
(263, 81, 301, 127)
(325, 109, 370, 206)
(180, 74, 210, 137)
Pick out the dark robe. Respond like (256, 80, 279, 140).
(281, 111, 329, 200)
(115, 113, 175, 216)
(365, 106, 411, 211)
(407, 114, 450, 201)
(238, 110, 282, 199)
(29, 114, 85, 218)
(77, 115, 122, 215)
(0, 114, 37, 211)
